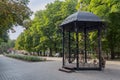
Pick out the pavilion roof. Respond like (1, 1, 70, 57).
(60, 11, 105, 32)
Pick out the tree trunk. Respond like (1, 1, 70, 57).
(49, 48, 52, 57)
(43, 50, 45, 56)
(110, 47, 115, 59)
(60, 53, 62, 57)
(106, 52, 109, 60)
(54, 43, 57, 53)
(40, 51, 42, 56)
(37, 52, 39, 56)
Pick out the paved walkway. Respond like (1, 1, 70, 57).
(0, 55, 120, 80)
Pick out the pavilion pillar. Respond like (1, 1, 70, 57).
(68, 31, 71, 63)
(98, 27, 102, 70)
(75, 22, 79, 70)
(84, 28, 87, 63)
(62, 27, 65, 67)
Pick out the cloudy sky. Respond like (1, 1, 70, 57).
(9, 0, 56, 40)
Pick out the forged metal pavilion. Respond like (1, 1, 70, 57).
(60, 11, 105, 71)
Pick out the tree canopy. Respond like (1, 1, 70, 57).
(15, 0, 120, 59)
(77, 0, 120, 59)
(15, 0, 78, 56)
(0, 0, 32, 43)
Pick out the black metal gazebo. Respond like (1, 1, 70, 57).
(60, 11, 105, 70)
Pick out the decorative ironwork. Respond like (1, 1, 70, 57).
(60, 11, 105, 70)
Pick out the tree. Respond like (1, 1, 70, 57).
(15, 33, 25, 50)
(0, 39, 15, 53)
(77, 0, 120, 59)
(15, 0, 78, 56)
(0, 32, 9, 44)
(0, 0, 32, 39)
(35, 0, 78, 56)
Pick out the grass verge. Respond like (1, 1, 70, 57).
(4, 54, 46, 62)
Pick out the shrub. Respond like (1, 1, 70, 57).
(4, 54, 46, 62)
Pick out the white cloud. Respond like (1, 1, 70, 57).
(8, 26, 25, 40)
(28, 0, 56, 19)
(28, 0, 56, 12)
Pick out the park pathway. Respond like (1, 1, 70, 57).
(0, 55, 120, 80)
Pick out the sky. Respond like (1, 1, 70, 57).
(9, 0, 56, 40)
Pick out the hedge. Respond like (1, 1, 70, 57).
(4, 54, 46, 62)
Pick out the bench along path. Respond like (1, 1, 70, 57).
(0, 55, 120, 80)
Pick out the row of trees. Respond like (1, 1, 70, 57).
(15, 0, 78, 56)
(15, 0, 120, 59)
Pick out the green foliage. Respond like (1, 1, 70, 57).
(4, 54, 46, 62)
(0, 32, 9, 44)
(0, 39, 15, 53)
(15, 0, 78, 56)
(15, 0, 120, 59)
(0, 0, 32, 36)
(77, 0, 120, 59)
(15, 33, 25, 50)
